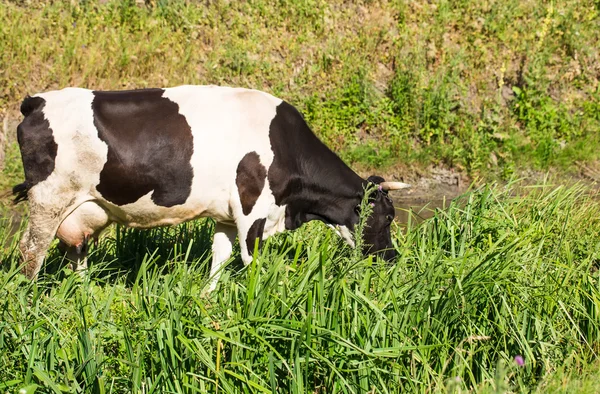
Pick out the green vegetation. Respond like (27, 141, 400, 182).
(1, 182, 599, 392)
(1, 1, 600, 392)
(0, 0, 599, 178)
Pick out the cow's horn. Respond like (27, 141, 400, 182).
(380, 181, 411, 191)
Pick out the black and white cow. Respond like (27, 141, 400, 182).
(13, 85, 410, 290)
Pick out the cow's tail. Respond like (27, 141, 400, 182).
(12, 182, 29, 204)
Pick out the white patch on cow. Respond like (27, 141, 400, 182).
(337, 225, 355, 248)
(206, 222, 237, 293)
(264, 204, 287, 238)
(326, 224, 355, 248)
(103, 191, 206, 228)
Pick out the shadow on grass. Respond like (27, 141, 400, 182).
(3, 214, 349, 290)
(2, 218, 253, 287)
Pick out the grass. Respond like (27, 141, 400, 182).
(0, 0, 599, 179)
(1, 1, 600, 392)
(1, 181, 599, 392)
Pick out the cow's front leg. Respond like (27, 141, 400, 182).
(238, 218, 267, 265)
(206, 222, 238, 292)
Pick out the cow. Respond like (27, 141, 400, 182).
(13, 85, 410, 291)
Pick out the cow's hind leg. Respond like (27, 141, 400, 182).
(20, 204, 64, 279)
(206, 222, 237, 293)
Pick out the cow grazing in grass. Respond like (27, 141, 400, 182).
(13, 86, 410, 290)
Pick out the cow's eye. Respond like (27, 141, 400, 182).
(386, 215, 394, 222)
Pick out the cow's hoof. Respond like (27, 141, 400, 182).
(202, 280, 218, 297)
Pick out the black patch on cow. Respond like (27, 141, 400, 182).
(13, 96, 57, 202)
(236, 151, 267, 215)
(92, 89, 194, 207)
(266, 101, 364, 230)
(20, 95, 43, 117)
(246, 218, 266, 256)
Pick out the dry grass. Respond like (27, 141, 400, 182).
(0, 0, 598, 177)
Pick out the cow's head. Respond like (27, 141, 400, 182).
(359, 176, 410, 261)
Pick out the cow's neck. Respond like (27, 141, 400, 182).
(267, 101, 366, 231)
(282, 164, 365, 231)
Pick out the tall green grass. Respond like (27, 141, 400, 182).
(1, 182, 599, 392)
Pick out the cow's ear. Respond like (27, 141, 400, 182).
(367, 175, 385, 185)
(367, 175, 389, 195)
